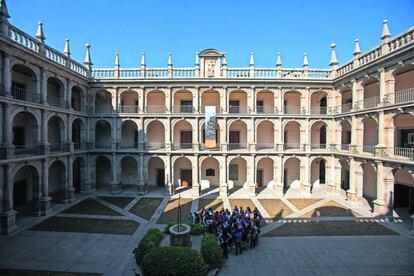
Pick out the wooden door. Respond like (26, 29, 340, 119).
(256, 169, 263, 187)
(180, 169, 192, 187)
(157, 169, 165, 186)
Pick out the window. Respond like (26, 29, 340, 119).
(206, 168, 215, 176)
(229, 164, 238, 181)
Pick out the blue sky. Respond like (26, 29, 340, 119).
(7, 0, 414, 68)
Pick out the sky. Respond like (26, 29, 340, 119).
(7, 0, 414, 69)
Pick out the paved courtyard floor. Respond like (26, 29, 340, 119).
(0, 187, 413, 275)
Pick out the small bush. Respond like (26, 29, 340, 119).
(190, 222, 205, 235)
(141, 246, 208, 276)
(201, 233, 223, 270)
(135, 228, 164, 265)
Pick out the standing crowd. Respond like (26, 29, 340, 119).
(189, 206, 263, 258)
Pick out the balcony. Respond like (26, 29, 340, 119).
(145, 106, 168, 113)
(361, 96, 380, 109)
(95, 143, 111, 149)
(229, 105, 248, 114)
(173, 105, 194, 114)
(14, 144, 41, 157)
(200, 106, 222, 114)
(173, 143, 193, 150)
(283, 143, 301, 150)
(362, 145, 376, 154)
(228, 143, 248, 150)
(256, 143, 274, 150)
(283, 106, 302, 115)
(385, 147, 414, 161)
(256, 106, 275, 114)
(47, 95, 67, 108)
(311, 144, 327, 150)
(118, 105, 139, 113)
(146, 143, 165, 150)
(11, 87, 41, 104)
(118, 142, 138, 149)
(310, 107, 327, 115)
(200, 143, 220, 151)
(49, 143, 69, 152)
(73, 143, 87, 151)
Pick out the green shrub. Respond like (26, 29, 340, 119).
(142, 246, 208, 276)
(190, 222, 205, 235)
(135, 228, 164, 265)
(201, 233, 223, 270)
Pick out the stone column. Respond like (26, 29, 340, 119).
(111, 117, 117, 150)
(351, 79, 358, 110)
(138, 153, 146, 195)
(111, 153, 121, 193)
(250, 86, 256, 114)
(84, 154, 94, 192)
(67, 113, 73, 151)
(3, 52, 11, 97)
(385, 71, 395, 104)
(347, 158, 361, 202)
(0, 165, 18, 234)
(165, 118, 172, 151)
(222, 86, 228, 114)
(373, 161, 387, 214)
(249, 118, 256, 151)
(40, 159, 52, 215)
(66, 78, 72, 109)
(166, 154, 174, 195)
(194, 86, 199, 114)
(273, 155, 284, 195)
(246, 155, 256, 196)
(192, 155, 200, 197)
(166, 87, 172, 113)
(40, 110, 49, 155)
(193, 119, 199, 151)
(378, 68, 386, 104)
(41, 69, 47, 104)
(65, 156, 75, 203)
(4, 103, 13, 158)
(301, 156, 311, 195)
(220, 118, 227, 151)
(219, 155, 228, 197)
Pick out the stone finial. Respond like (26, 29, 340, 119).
(0, 0, 10, 18)
(222, 53, 227, 65)
(353, 39, 361, 56)
(329, 43, 339, 66)
(63, 38, 70, 57)
(35, 22, 45, 43)
(303, 53, 309, 67)
(381, 19, 391, 40)
(140, 52, 146, 67)
(83, 43, 92, 66)
(168, 52, 172, 66)
(249, 52, 254, 66)
(194, 52, 199, 65)
(114, 51, 120, 67)
(276, 51, 282, 67)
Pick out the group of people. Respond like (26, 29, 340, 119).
(189, 205, 263, 258)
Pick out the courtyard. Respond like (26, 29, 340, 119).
(0, 189, 413, 276)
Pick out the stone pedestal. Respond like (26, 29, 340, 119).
(219, 184, 228, 197)
(327, 184, 337, 194)
(273, 184, 284, 196)
(246, 184, 256, 197)
(63, 187, 76, 204)
(111, 183, 122, 194)
(346, 190, 359, 203)
(373, 199, 390, 216)
(40, 196, 52, 216)
(192, 183, 200, 197)
(137, 182, 147, 195)
(0, 210, 18, 234)
(302, 184, 311, 196)
(169, 224, 191, 247)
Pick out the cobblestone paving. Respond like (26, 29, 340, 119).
(198, 198, 224, 212)
(128, 197, 163, 220)
(156, 198, 193, 224)
(258, 199, 293, 219)
(301, 200, 363, 218)
(63, 198, 121, 216)
(98, 196, 135, 209)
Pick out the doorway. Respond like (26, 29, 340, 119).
(394, 184, 414, 214)
(157, 169, 165, 187)
(256, 169, 263, 187)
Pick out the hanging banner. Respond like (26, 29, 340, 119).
(205, 106, 217, 148)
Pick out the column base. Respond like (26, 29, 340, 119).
(273, 184, 284, 196)
(40, 196, 52, 216)
(63, 187, 76, 204)
(302, 184, 311, 196)
(192, 183, 200, 197)
(373, 199, 391, 215)
(246, 184, 256, 197)
(327, 184, 337, 194)
(166, 182, 174, 196)
(83, 181, 94, 193)
(346, 190, 359, 203)
(1, 210, 18, 235)
(137, 182, 147, 195)
(111, 183, 122, 194)
(219, 184, 228, 197)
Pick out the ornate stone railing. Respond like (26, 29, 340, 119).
(388, 28, 414, 52)
(7, 24, 88, 77)
(119, 68, 141, 78)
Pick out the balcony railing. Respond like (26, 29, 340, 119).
(49, 143, 69, 152)
(385, 147, 414, 161)
(95, 143, 111, 149)
(311, 144, 327, 150)
(14, 144, 40, 157)
(394, 88, 414, 104)
(0, 145, 7, 160)
(173, 143, 193, 150)
(11, 87, 41, 103)
(283, 106, 302, 115)
(310, 107, 328, 115)
(283, 143, 301, 150)
(339, 103, 353, 113)
(228, 143, 248, 150)
(256, 143, 274, 150)
(47, 95, 67, 108)
(146, 143, 165, 150)
(172, 105, 194, 114)
(73, 143, 86, 150)
(362, 145, 376, 154)
(360, 96, 380, 109)
(200, 106, 222, 114)
(200, 143, 220, 150)
(340, 144, 350, 151)
(118, 105, 139, 113)
(118, 142, 138, 149)
(256, 106, 275, 114)
(145, 106, 168, 113)
(229, 105, 248, 114)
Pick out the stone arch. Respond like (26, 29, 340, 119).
(146, 89, 166, 113)
(393, 64, 414, 92)
(392, 167, 414, 214)
(46, 76, 65, 107)
(228, 156, 247, 187)
(147, 156, 166, 187)
(361, 162, 377, 201)
(201, 89, 220, 113)
(200, 120, 220, 147)
(47, 115, 66, 150)
(283, 120, 301, 149)
(256, 156, 274, 187)
(310, 120, 328, 149)
(11, 110, 41, 153)
(256, 90, 274, 114)
(10, 63, 39, 102)
(172, 120, 193, 149)
(12, 163, 41, 215)
(361, 76, 380, 108)
(310, 156, 328, 188)
(173, 156, 193, 187)
(95, 119, 112, 148)
(48, 159, 67, 200)
(95, 90, 113, 113)
(283, 156, 301, 189)
(120, 119, 138, 148)
(362, 116, 378, 153)
(310, 90, 328, 114)
(256, 120, 274, 150)
(120, 155, 138, 185)
(228, 89, 248, 113)
(72, 118, 85, 149)
(228, 120, 248, 150)
(73, 157, 86, 193)
(173, 89, 194, 113)
(71, 85, 83, 111)
(283, 90, 302, 114)
(200, 156, 220, 188)
(95, 155, 112, 189)
(145, 119, 166, 149)
(119, 89, 139, 113)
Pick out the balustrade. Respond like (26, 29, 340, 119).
(118, 105, 139, 113)
(11, 87, 41, 104)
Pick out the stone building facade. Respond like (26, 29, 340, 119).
(1, 0, 414, 234)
